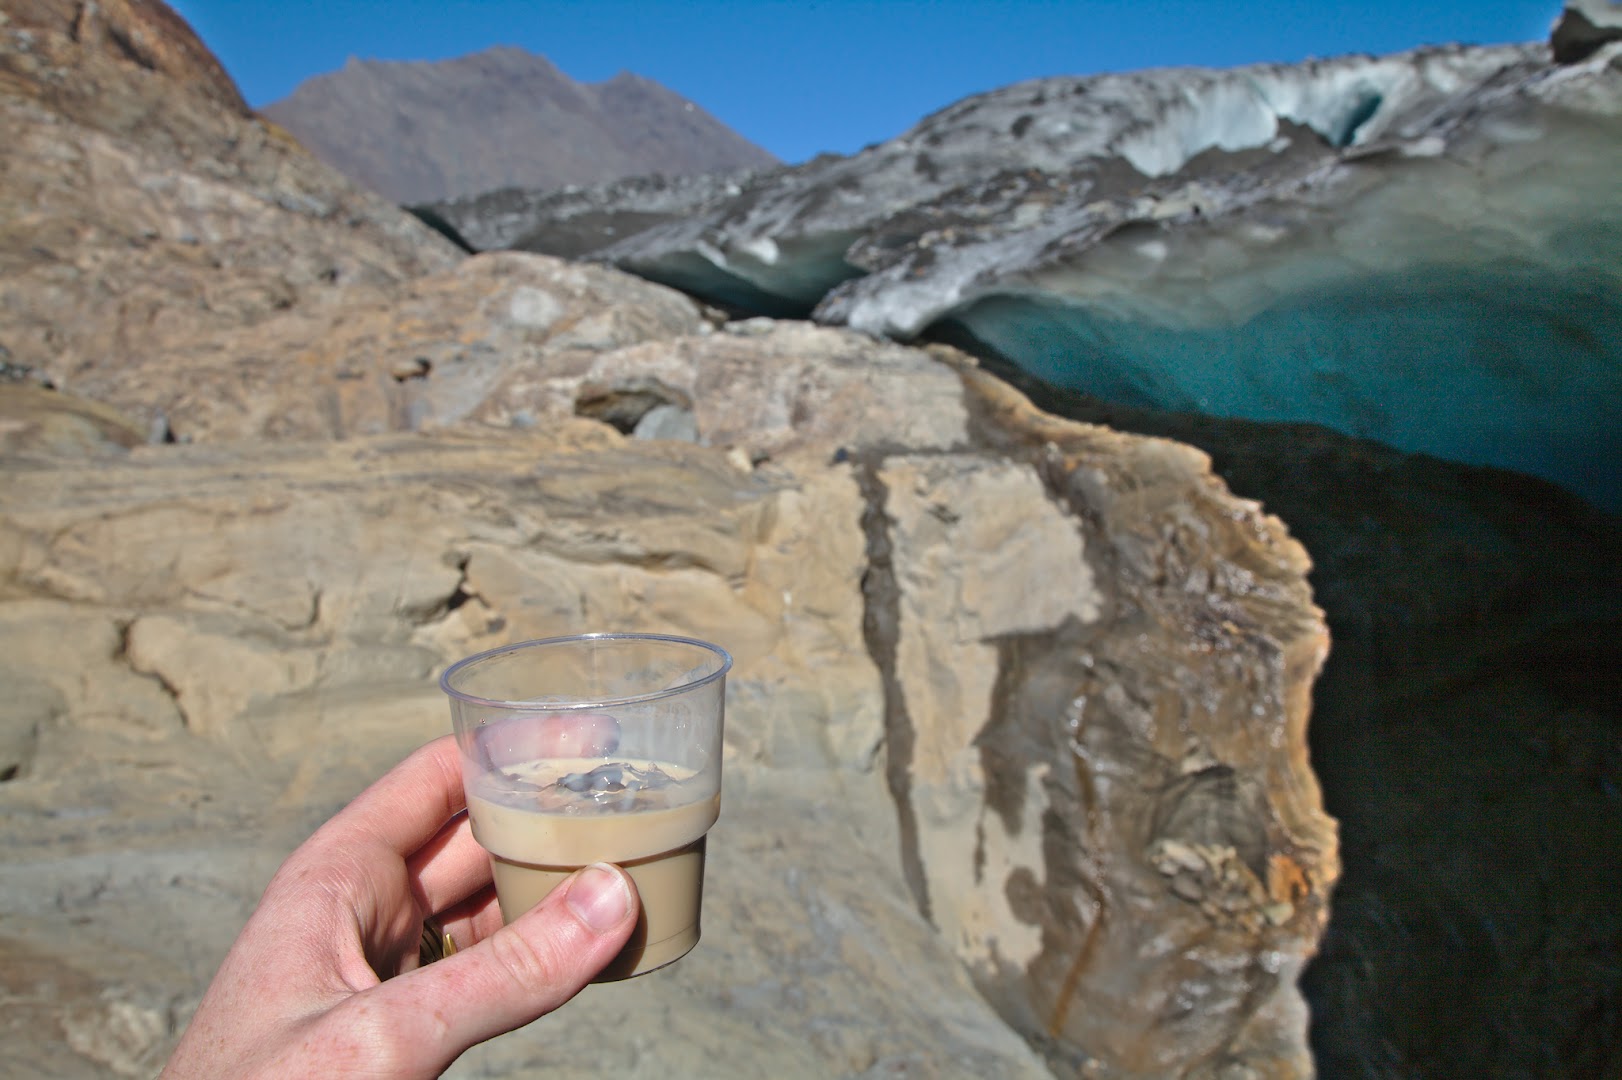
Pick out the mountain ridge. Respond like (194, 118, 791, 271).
(261, 44, 778, 204)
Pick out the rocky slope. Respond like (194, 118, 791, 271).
(0, 0, 464, 422)
(262, 46, 778, 204)
(1, 4, 1339, 1079)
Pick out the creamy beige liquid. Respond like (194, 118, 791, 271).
(467, 758, 719, 980)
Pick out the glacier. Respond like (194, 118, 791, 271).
(559, 36, 1622, 511)
(915, 97, 1622, 508)
(949, 268, 1620, 509)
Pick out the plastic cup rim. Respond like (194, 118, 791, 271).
(438, 632, 733, 712)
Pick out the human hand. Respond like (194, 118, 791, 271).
(161, 735, 639, 1079)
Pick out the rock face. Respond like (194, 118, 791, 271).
(0, 0, 464, 410)
(0, 5, 1340, 1078)
(876, 364, 1333, 1075)
(473, 32, 1622, 512)
(0, 343, 1335, 1080)
(4, 0, 247, 111)
(262, 46, 779, 205)
(974, 355, 1622, 1080)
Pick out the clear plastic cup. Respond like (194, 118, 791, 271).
(440, 633, 731, 981)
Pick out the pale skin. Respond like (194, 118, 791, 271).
(161, 735, 639, 1079)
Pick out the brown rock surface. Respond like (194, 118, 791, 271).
(4, 0, 246, 113)
(978, 355, 1622, 1078)
(0, 0, 461, 417)
(76, 250, 710, 442)
(0, 401, 1045, 1078)
(1, 355, 1335, 1080)
(0, 380, 144, 456)
(0, 7, 1339, 1078)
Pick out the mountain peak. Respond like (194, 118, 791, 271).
(262, 50, 776, 204)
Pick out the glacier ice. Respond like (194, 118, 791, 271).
(597, 40, 1622, 511)
(458, 35, 1622, 511)
(600, 43, 1546, 313)
(950, 264, 1621, 509)
(919, 101, 1622, 509)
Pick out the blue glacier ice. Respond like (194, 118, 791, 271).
(619, 229, 863, 317)
(948, 263, 1622, 509)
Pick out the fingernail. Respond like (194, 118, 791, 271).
(567, 863, 632, 932)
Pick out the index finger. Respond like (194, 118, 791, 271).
(318, 735, 468, 858)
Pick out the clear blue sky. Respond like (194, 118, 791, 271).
(168, 0, 1563, 164)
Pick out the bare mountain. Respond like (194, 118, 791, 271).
(260, 45, 779, 204)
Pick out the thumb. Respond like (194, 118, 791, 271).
(361, 863, 639, 1071)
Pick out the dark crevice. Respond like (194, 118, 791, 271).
(401, 554, 474, 625)
(977, 633, 1044, 837)
(1331, 90, 1384, 148)
(573, 377, 692, 435)
(404, 205, 478, 253)
(853, 453, 932, 923)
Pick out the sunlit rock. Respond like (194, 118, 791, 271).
(2, 355, 1336, 1077)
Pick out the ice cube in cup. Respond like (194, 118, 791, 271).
(441, 634, 730, 980)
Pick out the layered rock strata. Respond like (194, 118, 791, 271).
(0, 323, 1335, 1077)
